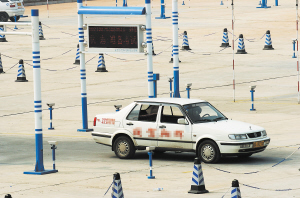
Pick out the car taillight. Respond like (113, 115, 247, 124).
(93, 117, 97, 126)
(10, 4, 15, 7)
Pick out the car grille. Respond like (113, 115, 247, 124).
(247, 132, 262, 138)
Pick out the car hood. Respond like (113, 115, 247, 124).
(193, 119, 264, 134)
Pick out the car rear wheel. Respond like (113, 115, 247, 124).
(9, 16, 20, 22)
(0, 12, 9, 22)
(198, 140, 221, 163)
(113, 136, 135, 159)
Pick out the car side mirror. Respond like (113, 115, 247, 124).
(177, 118, 188, 125)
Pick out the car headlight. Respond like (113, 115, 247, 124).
(262, 130, 267, 136)
(228, 134, 248, 140)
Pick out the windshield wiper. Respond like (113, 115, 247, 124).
(194, 119, 212, 123)
(212, 117, 227, 122)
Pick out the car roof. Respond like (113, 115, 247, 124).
(135, 98, 207, 106)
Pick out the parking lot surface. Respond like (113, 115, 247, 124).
(1, 0, 300, 197)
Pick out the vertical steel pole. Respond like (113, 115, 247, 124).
(297, 0, 300, 103)
(31, 9, 45, 172)
(77, 0, 92, 131)
(250, 90, 256, 111)
(48, 107, 54, 130)
(275, 0, 278, 6)
(146, 0, 154, 98)
(186, 87, 190, 99)
(147, 151, 155, 179)
(232, 0, 235, 102)
(172, 0, 180, 98)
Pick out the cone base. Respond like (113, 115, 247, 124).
(181, 46, 191, 50)
(145, 52, 157, 56)
(220, 43, 231, 47)
(39, 37, 45, 40)
(0, 38, 7, 42)
(188, 185, 209, 194)
(236, 49, 247, 54)
(95, 68, 108, 72)
(0, 69, 4, 73)
(74, 60, 80, 65)
(256, 6, 271, 8)
(24, 169, 58, 175)
(263, 45, 274, 50)
(15, 77, 28, 82)
(169, 58, 181, 63)
(155, 16, 171, 19)
(77, 128, 93, 132)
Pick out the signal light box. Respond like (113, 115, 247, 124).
(87, 24, 145, 53)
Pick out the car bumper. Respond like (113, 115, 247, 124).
(217, 137, 270, 155)
(92, 132, 112, 146)
(6, 9, 25, 17)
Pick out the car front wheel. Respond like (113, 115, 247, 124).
(198, 140, 221, 163)
(113, 136, 135, 159)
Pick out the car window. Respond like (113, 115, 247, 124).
(160, 105, 185, 124)
(126, 104, 159, 122)
(0, 0, 9, 2)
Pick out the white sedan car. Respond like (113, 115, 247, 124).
(0, 0, 25, 22)
(92, 98, 270, 163)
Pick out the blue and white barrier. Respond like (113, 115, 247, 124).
(263, 30, 274, 50)
(74, 44, 80, 65)
(0, 53, 4, 73)
(231, 179, 242, 198)
(0, 25, 7, 42)
(236, 34, 247, 54)
(95, 53, 108, 72)
(39, 22, 45, 40)
(220, 28, 231, 47)
(188, 158, 209, 194)
(112, 173, 124, 198)
(15, 59, 28, 82)
(181, 31, 191, 50)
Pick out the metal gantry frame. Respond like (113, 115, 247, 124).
(76, 0, 155, 132)
(0, 9, 58, 175)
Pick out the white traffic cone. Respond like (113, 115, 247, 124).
(74, 44, 80, 65)
(181, 31, 191, 50)
(111, 173, 124, 198)
(236, 34, 247, 54)
(188, 158, 209, 194)
(231, 179, 242, 198)
(39, 22, 45, 40)
(95, 53, 108, 72)
(15, 59, 28, 82)
(263, 30, 274, 50)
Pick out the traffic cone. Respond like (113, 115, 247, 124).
(231, 179, 241, 198)
(188, 158, 209, 194)
(5, 194, 12, 198)
(74, 44, 80, 65)
(220, 1, 224, 5)
(39, 22, 45, 40)
(236, 34, 247, 54)
(111, 173, 124, 198)
(220, 28, 231, 47)
(15, 59, 28, 82)
(145, 43, 156, 55)
(263, 30, 274, 50)
(0, 53, 4, 74)
(0, 25, 7, 42)
(95, 53, 108, 72)
(169, 48, 181, 63)
(181, 31, 191, 50)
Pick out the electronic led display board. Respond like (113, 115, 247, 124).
(87, 24, 145, 53)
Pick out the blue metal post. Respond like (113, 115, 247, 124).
(77, 0, 93, 132)
(172, 0, 180, 98)
(14, 16, 18, 30)
(24, 9, 57, 175)
(116, 0, 117, 6)
(293, 40, 297, 58)
(147, 151, 155, 179)
(186, 87, 191, 99)
(153, 73, 159, 98)
(155, 0, 170, 19)
(169, 78, 173, 98)
(257, 0, 271, 8)
(51, 145, 57, 170)
(48, 107, 54, 130)
(123, 0, 127, 7)
(182, 1, 185, 5)
(275, 0, 278, 6)
(250, 89, 256, 111)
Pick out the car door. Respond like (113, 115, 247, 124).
(157, 104, 193, 149)
(123, 103, 159, 147)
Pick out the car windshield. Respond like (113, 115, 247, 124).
(183, 102, 227, 123)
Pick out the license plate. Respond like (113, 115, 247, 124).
(17, 3, 21, 6)
(253, 141, 264, 148)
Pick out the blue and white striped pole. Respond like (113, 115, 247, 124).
(95, 53, 108, 72)
(39, 21, 45, 40)
(48, 106, 54, 130)
(231, 179, 241, 198)
(123, 0, 127, 7)
(169, 77, 173, 97)
(0, 25, 7, 42)
(263, 30, 274, 50)
(220, 28, 231, 47)
(24, 9, 57, 175)
(188, 158, 208, 194)
(293, 39, 297, 58)
(74, 44, 80, 64)
(146, 0, 154, 98)
(15, 59, 28, 82)
(250, 86, 256, 111)
(147, 151, 155, 179)
(236, 34, 247, 54)
(155, 0, 170, 19)
(172, 0, 180, 98)
(0, 53, 4, 73)
(112, 173, 124, 198)
(77, 0, 93, 132)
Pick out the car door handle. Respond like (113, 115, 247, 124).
(126, 122, 134, 126)
(159, 125, 166, 129)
